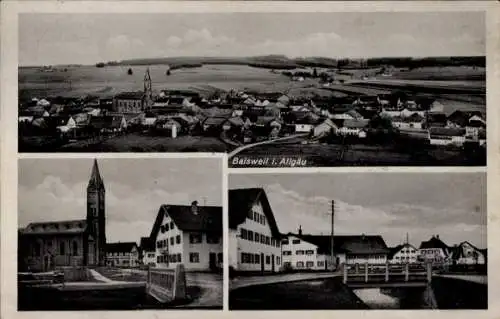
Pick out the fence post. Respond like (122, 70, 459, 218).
(365, 262, 369, 283)
(355, 263, 359, 274)
(385, 261, 389, 282)
(343, 264, 347, 284)
(426, 263, 432, 283)
(147, 265, 151, 286)
(405, 263, 409, 282)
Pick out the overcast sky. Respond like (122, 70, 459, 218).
(230, 172, 486, 248)
(19, 12, 485, 66)
(18, 158, 222, 243)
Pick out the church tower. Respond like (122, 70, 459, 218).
(143, 68, 153, 111)
(85, 159, 106, 266)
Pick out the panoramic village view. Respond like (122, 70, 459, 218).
(18, 13, 486, 166)
(228, 173, 487, 309)
(18, 158, 223, 310)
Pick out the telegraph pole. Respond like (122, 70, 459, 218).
(331, 200, 335, 271)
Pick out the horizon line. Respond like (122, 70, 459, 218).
(19, 54, 486, 68)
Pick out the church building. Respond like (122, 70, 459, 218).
(18, 160, 107, 272)
(112, 68, 154, 113)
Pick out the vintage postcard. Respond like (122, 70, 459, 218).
(1, 1, 499, 319)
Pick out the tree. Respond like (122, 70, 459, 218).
(313, 67, 318, 78)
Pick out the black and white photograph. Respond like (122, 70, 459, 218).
(18, 157, 223, 310)
(228, 172, 487, 309)
(17, 12, 486, 167)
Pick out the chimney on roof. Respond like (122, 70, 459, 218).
(436, 234, 440, 240)
(298, 225, 302, 236)
(191, 201, 199, 215)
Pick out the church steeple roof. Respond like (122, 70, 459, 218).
(88, 159, 104, 190)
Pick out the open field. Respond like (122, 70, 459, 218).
(231, 139, 486, 167)
(19, 64, 338, 100)
(59, 133, 232, 153)
(389, 66, 485, 82)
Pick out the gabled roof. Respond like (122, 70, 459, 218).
(88, 115, 124, 130)
(429, 127, 466, 137)
(150, 203, 222, 239)
(106, 242, 138, 253)
(387, 243, 417, 259)
(228, 188, 281, 237)
(284, 233, 389, 255)
(419, 236, 450, 251)
(20, 219, 87, 236)
(343, 119, 370, 129)
(203, 116, 229, 126)
(114, 91, 144, 100)
(140, 236, 155, 252)
(255, 116, 278, 126)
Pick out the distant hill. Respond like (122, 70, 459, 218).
(107, 55, 485, 70)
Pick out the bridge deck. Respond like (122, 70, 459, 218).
(346, 281, 428, 289)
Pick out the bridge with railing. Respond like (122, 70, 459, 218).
(343, 262, 433, 289)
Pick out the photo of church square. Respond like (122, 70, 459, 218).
(18, 157, 223, 310)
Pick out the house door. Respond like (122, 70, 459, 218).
(209, 253, 217, 270)
(260, 253, 265, 273)
(271, 254, 275, 272)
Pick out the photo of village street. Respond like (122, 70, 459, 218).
(228, 172, 487, 309)
(18, 13, 486, 167)
(18, 157, 223, 310)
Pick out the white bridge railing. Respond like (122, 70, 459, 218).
(146, 264, 187, 303)
(343, 262, 433, 285)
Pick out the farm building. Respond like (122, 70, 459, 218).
(418, 235, 451, 265)
(283, 233, 390, 267)
(88, 115, 127, 134)
(428, 127, 466, 146)
(313, 118, 338, 137)
(388, 243, 419, 264)
(106, 242, 140, 268)
(392, 113, 425, 129)
(450, 241, 486, 265)
(338, 119, 370, 137)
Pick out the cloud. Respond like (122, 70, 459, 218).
(19, 172, 222, 243)
(104, 35, 146, 61)
(262, 183, 486, 248)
